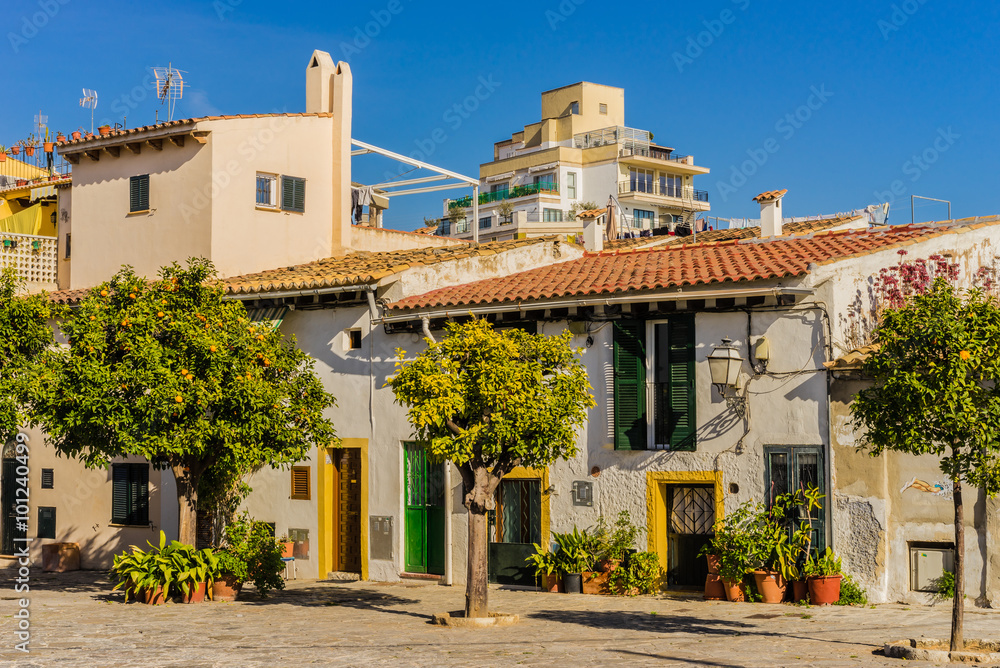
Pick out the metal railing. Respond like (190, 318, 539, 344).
(0, 233, 58, 286)
(620, 146, 694, 164)
(0, 150, 72, 188)
(449, 182, 559, 209)
(573, 126, 651, 150)
(618, 181, 709, 202)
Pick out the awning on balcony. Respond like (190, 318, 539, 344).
(528, 162, 558, 174)
(0, 203, 43, 235)
(486, 172, 515, 183)
(247, 306, 288, 332)
(30, 185, 55, 201)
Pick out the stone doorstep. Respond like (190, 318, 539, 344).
(884, 639, 1000, 664)
(324, 571, 361, 582)
(432, 611, 519, 628)
(399, 572, 443, 582)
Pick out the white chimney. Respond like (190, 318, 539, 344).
(582, 214, 604, 252)
(754, 189, 787, 237)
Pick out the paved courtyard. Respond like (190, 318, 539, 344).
(0, 570, 997, 667)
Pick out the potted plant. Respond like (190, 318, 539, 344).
(71, 129, 83, 141)
(525, 544, 561, 592)
(212, 550, 247, 601)
(0, 146, 7, 162)
(280, 534, 295, 558)
(221, 512, 287, 598)
(23, 135, 37, 157)
(10, 144, 20, 156)
(553, 527, 593, 594)
(56, 132, 66, 143)
(162, 541, 219, 604)
(608, 551, 661, 596)
(98, 124, 112, 136)
(805, 548, 843, 605)
(110, 531, 175, 605)
(591, 510, 638, 573)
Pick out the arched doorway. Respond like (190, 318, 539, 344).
(1, 439, 27, 555)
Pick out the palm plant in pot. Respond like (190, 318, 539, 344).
(553, 527, 593, 594)
(525, 544, 561, 592)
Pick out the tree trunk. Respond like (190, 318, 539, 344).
(465, 506, 489, 619)
(172, 464, 200, 546)
(951, 478, 965, 652)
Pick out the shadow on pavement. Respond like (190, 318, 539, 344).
(238, 585, 431, 620)
(609, 648, 746, 667)
(529, 609, 756, 635)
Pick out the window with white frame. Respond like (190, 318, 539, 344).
(634, 209, 654, 229)
(567, 172, 577, 200)
(542, 208, 563, 222)
(256, 173, 277, 207)
(599, 103, 608, 115)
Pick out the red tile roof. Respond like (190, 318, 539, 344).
(753, 189, 788, 202)
(390, 219, 1000, 311)
(576, 209, 606, 219)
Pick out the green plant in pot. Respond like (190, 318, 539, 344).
(608, 551, 661, 596)
(525, 544, 561, 592)
(162, 541, 219, 603)
(213, 550, 248, 601)
(591, 510, 639, 572)
(805, 547, 843, 605)
(702, 500, 763, 602)
(553, 527, 593, 594)
(221, 512, 286, 598)
(110, 531, 178, 604)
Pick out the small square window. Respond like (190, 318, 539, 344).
(256, 173, 277, 207)
(347, 329, 362, 349)
(41, 469, 53, 489)
(290, 466, 310, 500)
(570, 101, 580, 115)
(599, 103, 608, 114)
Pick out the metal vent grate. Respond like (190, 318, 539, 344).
(41, 468, 54, 489)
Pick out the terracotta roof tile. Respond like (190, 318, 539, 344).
(824, 344, 880, 370)
(390, 219, 1000, 311)
(47, 237, 552, 304)
(753, 189, 788, 202)
(576, 209, 606, 219)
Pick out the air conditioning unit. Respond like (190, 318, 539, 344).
(909, 546, 954, 592)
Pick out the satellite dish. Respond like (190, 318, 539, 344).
(152, 64, 185, 122)
(79, 88, 98, 133)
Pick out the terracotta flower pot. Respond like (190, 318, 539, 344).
(44, 142, 54, 153)
(753, 570, 787, 604)
(56, 134, 66, 143)
(143, 586, 168, 605)
(281, 541, 295, 558)
(722, 578, 746, 602)
(71, 131, 82, 140)
(706, 554, 720, 575)
(0, 153, 6, 162)
(24, 146, 35, 156)
(11, 146, 20, 155)
(98, 125, 111, 136)
(595, 558, 619, 573)
(704, 574, 726, 600)
(16, 180, 26, 186)
(792, 580, 809, 604)
(582, 571, 609, 595)
(179, 581, 208, 603)
(807, 575, 842, 605)
(540, 573, 562, 593)
(212, 574, 243, 602)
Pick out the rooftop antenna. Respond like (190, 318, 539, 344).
(79, 89, 98, 134)
(34, 111, 48, 137)
(152, 63, 185, 122)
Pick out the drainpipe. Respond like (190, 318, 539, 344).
(420, 315, 436, 343)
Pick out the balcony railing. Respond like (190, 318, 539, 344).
(449, 182, 559, 209)
(0, 151, 73, 190)
(0, 233, 58, 285)
(618, 181, 709, 203)
(620, 146, 694, 164)
(573, 126, 651, 150)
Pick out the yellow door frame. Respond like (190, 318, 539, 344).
(318, 438, 369, 580)
(645, 470, 724, 587)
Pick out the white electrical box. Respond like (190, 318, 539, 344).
(909, 546, 954, 592)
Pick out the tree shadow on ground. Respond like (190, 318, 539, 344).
(608, 648, 746, 667)
(529, 610, 756, 636)
(0, 569, 113, 596)
(237, 585, 430, 620)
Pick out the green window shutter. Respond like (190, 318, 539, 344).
(667, 315, 697, 451)
(132, 464, 149, 526)
(281, 176, 305, 212)
(129, 175, 149, 212)
(111, 464, 129, 524)
(613, 319, 647, 451)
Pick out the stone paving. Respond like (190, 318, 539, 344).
(0, 570, 997, 667)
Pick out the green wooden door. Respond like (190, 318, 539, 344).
(404, 444, 445, 575)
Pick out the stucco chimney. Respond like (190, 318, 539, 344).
(306, 50, 336, 113)
(580, 211, 604, 252)
(754, 189, 788, 237)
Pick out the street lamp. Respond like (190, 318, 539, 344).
(708, 337, 747, 417)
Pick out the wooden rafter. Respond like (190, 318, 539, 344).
(84, 150, 100, 162)
(125, 142, 142, 155)
(104, 145, 120, 158)
(146, 139, 163, 151)
(168, 135, 185, 148)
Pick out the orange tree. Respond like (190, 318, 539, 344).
(30, 259, 336, 545)
(0, 268, 57, 435)
(852, 279, 1000, 651)
(389, 319, 594, 618)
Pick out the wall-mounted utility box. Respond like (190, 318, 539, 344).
(572, 481, 593, 507)
(909, 546, 954, 592)
(370, 516, 393, 561)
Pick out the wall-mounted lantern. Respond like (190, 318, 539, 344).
(708, 337, 748, 417)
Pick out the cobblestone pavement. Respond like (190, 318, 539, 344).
(0, 571, 997, 667)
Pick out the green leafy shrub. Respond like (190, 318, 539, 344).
(591, 511, 639, 563)
(836, 574, 869, 606)
(222, 512, 286, 598)
(525, 545, 558, 577)
(933, 570, 955, 601)
(609, 551, 660, 596)
(804, 547, 843, 578)
(110, 531, 219, 601)
(552, 527, 595, 574)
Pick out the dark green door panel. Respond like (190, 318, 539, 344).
(404, 444, 445, 575)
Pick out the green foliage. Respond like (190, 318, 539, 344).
(0, 268, 58, 435)
(30, 259, 337, 534)
(933, 570, 956, 601)
(552, 527, 596, 574)
(608, 551, 660, 596)
(853, 279, 1000, 497)
(699, 500, 765, 582)
(389, 319, 594, 476)
(109, 531, 219, 601)
(221, 512, 285, 598)
(525, 545, 558, 576)
(215, 549, 249, 583)
(804, 548, 842, 577)
(591, 510, 639, 562)
(836, 574, 869, 606)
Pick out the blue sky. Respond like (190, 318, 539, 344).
(3, 0, 998, 230)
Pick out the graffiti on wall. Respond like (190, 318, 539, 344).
(900, 476, 952, 500)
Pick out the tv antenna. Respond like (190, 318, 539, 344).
(152, 63, 185, 122)
(79, 89, 98, 134)
(34, 112, 48, 137)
